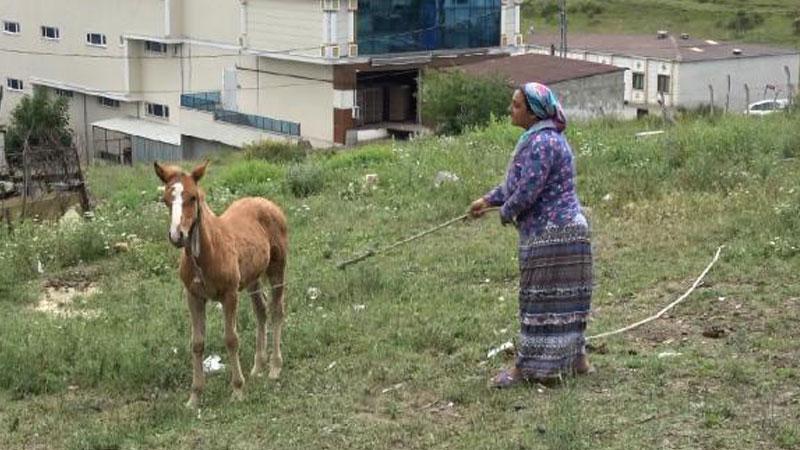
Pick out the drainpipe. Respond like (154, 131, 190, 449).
(165, 0, 172, 36)
(239, 0, 248, 48)
(83, 94, 90, 163)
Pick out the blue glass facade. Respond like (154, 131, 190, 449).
(358, 0, 501, 55)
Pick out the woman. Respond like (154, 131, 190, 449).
(470, 82, 593, 387)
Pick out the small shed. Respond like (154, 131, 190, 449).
(451, 53, 628, 120)
(91, 116, 182, 164)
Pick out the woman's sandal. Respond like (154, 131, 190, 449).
(574, 355, 596, 376)
(489, 368, 526, 389)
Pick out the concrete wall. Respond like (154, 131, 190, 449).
(237, 56, 334, 146)
(246, 0, 323, 58)
(0, 0, 164, 102)
(182, 135, 237, 161)
(174, 0, 241, 44)
(568, 52, 677, 108)
(551, 71, 627, 120)
(675, 54, 800, 112)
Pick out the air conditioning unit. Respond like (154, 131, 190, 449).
(321, 0, 340, 11)
(321, 44, 340, 58)
(348, 0, 358, 11)
(348, 43, 358, 57)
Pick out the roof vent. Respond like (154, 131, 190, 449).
(732, 48, 742, 55)
(680, 33, 690, 40)
(656, 30, 668, 39)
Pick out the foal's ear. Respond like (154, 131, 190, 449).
(154, 161, 174, 183)
(191, 160, 210, 182)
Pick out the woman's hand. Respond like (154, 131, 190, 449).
(469, 198, 490, 218)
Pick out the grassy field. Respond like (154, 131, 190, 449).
(1, 111, 799, 449)
(523, 0, 800, 47)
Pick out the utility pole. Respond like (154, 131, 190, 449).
(559, 0, 567, 57)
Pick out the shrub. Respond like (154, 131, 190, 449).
(421, 70, 512, 135)
(218, 160, 284, 193)
(286, 162, 325, 198)
(523, 0, 560, 20)
(243, 140, 307, 163)
(725, 10, 764, 33)
(324, 146, 396, 170)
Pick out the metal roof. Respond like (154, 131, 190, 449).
(528, 33, 799, 62)
(92, 116, 181, 146)
(451, 53, 623, 86)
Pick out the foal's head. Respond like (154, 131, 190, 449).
(154, 161, 208, 249)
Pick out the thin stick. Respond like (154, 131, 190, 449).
(337, 207, 500, 270)
(586, 245, 724, 341)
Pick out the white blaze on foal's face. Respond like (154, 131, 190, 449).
(169, 182, 184, 244)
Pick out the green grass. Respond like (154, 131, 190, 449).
(523, 0, 800, 48)
(0, 111, 799, 448)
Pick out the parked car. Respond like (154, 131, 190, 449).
(745, 99, 789, 115)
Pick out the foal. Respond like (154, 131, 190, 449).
(154, 161, 288, 408)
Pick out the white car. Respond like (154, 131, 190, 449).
(746, 99, 789, 115)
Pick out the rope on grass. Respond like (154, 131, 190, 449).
(586, 245, 725, 341)
(336, 208, 500, 270)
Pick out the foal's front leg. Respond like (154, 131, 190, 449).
(186, 292, 207, 409)
(222, 291, 245, 401)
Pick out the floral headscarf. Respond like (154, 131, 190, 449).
(521, 82, 567, 132)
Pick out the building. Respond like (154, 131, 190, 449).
(452, 53, 627, 120)
(527, 32, 800, 115)
(1, 0, 526, 161)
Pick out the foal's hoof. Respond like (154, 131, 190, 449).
(185, 396, 200, 410)
(231, 389, 244, 402)
(268, 367, 282, 380)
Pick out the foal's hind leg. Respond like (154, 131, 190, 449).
(222, 290, 245, 401)
(248, 281, 268, 377)
(266, 257, 286, 380)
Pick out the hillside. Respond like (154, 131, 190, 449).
(0, 112, 799, 449)
(523, 0, 800, 47)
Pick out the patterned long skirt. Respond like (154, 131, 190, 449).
(516, 224, 593, 379)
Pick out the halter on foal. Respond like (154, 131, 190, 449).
(155, 161, 288, 408)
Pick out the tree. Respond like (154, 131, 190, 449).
(5, 87, 72, 167)
(421, 70, 512, 135)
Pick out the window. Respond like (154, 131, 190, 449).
(657, 75, 670, 94)
(357, 0, 501, 55)
(98, 97, 120, 108)
(632, 72, 644, 90)
(146, 103, 170, 119)
(144, 41, 167, 53)
(3, 21, 20, 34)
(55, 88, 73, 98)
(86, 33, 107, 46)
(41, 25, 60, 39)
(7, 78, 23, 91)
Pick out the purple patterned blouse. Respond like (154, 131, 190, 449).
(484, 120, 586, 241)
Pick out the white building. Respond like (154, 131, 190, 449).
(1, 0, 525, 161)
(527, 32, 800, 116)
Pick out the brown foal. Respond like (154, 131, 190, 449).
(154, 161, 288, 408)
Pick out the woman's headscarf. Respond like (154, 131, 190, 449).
(521, 82, 567, 132)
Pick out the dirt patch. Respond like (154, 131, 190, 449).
(33, 278, 101, 319)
